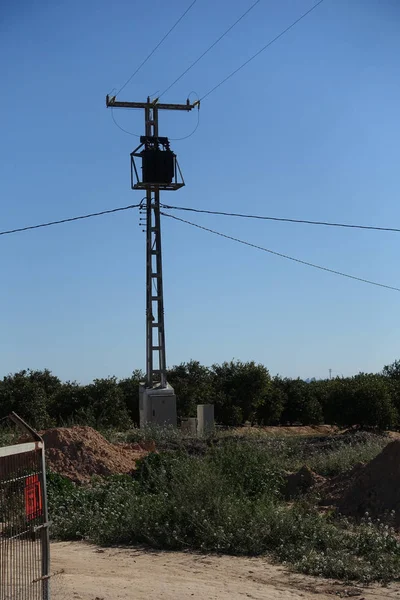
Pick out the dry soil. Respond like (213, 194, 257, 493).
(41, 426, 150, 483)
(51, 542, 399, 600)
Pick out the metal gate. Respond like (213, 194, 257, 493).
(0, 414, 50, 600)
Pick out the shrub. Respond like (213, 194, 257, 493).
(277, 378, 323, 425)
(308, 437, 389, 476)
(324, 375, 397, 430)
(206, 440, 284, 498)
(48, 468, 400, 582)
(47, 435, 400, 582)
(211, 361, 272, 426)
(167, 361, 213, 419)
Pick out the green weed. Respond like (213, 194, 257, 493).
(307, 438, 389, 476)
(47, 437, 400, 582)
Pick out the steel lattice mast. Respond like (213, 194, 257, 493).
(106, 95, 198, 388)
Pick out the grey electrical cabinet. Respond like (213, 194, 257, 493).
(139, 383, 177, 428)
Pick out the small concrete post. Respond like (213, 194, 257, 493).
(181, 417, 198, 434)
(197, 404, 214, 436)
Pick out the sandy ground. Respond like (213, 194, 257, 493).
(50, 542, 399, 600)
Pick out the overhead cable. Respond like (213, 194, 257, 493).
(160, 203, 400, 233)
(111, 109, 141, 138)
(0, 204, 140, 237)
(161, 212, 400, 292)
(170, 103, 201, 141)
(158, 0, 262, 99)
(116, 0, 198, 97)
(200, 0, 326, 101)
(4, 201, 400, 238)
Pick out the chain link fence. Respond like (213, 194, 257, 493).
(0, 414, 50, 600)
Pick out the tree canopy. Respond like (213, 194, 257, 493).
(1, 359, 400, 430)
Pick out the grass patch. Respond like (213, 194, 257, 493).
(105, 425, 389, 476)
(105, 424, 187, 445)
(307, 437, 389, 476)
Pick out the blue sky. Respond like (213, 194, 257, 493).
(1, 0, 399, 382)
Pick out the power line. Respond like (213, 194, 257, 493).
(3, 203, 399, 291)
(160, 203, 400, 233)
(111, 94, 200, 141)
(170, 105, 201, 141)
(115, 0, 198, 97)
(4, 200, 400, 239)
(111, 109, 141, 137)
(0, 204, 140, 237)
(200, 0, 326, 102)
(161, 212, 400, 293)
(158, 0, 262, 100)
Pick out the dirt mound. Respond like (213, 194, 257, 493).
(317, 463, 365, 507)
(42, 426, 150, 483)
(284, 466, 325, 499)
(338, 441, 400, 522)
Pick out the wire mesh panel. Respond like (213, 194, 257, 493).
(0, 442, 50, 600)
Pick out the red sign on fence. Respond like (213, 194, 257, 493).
(24, 475, 43, 520)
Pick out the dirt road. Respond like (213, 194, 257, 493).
(51, 542, 398, 600)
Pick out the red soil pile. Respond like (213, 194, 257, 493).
(338, 441, 400, 523)
(317, 463, 365, 507)
(42, 426, 150, 483)
(284, 466, 325, 499)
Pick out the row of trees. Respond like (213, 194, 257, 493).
(1, 359, 400, 431)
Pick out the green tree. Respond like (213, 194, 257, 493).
(326, 374, 397, 430)
(167, 361, 213, 419)
(84, 377, 133, 430)
(51, 377, 134, 430)
(278, 378, 323, 425)
(49, 381, 87, 425)
(382, 360, 400, 416)
(353, 374, 397, 429)
(118, 369, 144, 425)
(256, 377, 285, 425)
(383, 359, 400, 380)
(211, 361, 271, 426)
(0, 369, 61, 429)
